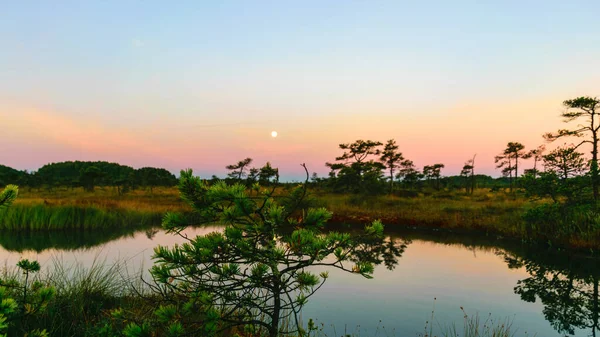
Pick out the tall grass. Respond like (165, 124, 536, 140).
(0, 255, 148, 336)
(0, 204, 163, 230)
(7, 186, 600, 250)
(417, 302, 529, 337)
(438, 312, 519, 337)
(0, 256, 539, 337)
(0, 187, 190, 231)
(312, 189, 600, 250)
(316, 189, 533, 236)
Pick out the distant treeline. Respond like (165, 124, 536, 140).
(0, 159, 511, 195)
(0, 161, 177, 193)
(219, 153, 512, 196)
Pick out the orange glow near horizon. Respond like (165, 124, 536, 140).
(2, 94, 598, 179)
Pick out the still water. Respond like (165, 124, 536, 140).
(0, 227, 597, 337)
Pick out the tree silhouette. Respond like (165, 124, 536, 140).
(423, 164, 444, 190)
(379, 139, 404, 194)
(543, 145, 587, 181)
(326, 140, 384, 193)
(545, 97, 600, 201)
(79, 166, 103, 192)
(501, 247, 600, 336)
(396, 160, 422, 190)
(523, 145, 546, 178)
(258, 162, 279, 186)
(226, 158, 253, 181)
(495, 142, 526, 192)
(460, 155, 476, 194)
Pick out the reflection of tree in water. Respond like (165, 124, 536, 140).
(349, 235, 410, 271)
(320, 223, 410, 271)
(0, 226, 145, 252)
(501, 247, 600, 336)
(364, 227, 600, 337)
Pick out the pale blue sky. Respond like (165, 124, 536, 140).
(3, 1, 600, 178)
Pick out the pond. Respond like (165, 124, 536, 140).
(0, 226, 597, 337)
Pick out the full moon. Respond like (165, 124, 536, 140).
(271, 131, 278, 138)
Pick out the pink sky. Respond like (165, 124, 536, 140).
(3, 91, 597, 181)
(3, 1, 600, 180)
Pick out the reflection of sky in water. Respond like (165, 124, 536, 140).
(0, 229, 581, 336)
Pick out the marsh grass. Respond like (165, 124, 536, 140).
(0, 255, 150, 336)
(6, 186, 599, 250)
(0, 187, 189, 231)
(0, 204, 165, 230)
(316, 189, 533, 236)
(417, 302, 531, 337)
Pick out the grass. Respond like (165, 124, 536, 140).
(0, 257, 535, 337)
(0, 255, 143, 336)
(3, 185, 600, 250)
(312, 188, 600, 251)
(0, 187, 189, 231)
(425, 310, 524, 337)
(314, 188, 534, 238)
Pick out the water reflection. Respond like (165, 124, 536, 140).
(0, 227, 142, 252)
(0, 225, 598, 336)
(500, 247, 600, 336)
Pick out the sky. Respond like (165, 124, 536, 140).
(2, 1, 600, 180)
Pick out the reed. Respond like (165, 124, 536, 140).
(6, 186, 600, 250)
(0, 204, 162, 230)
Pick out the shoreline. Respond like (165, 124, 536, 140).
(2, 188, 598, 252)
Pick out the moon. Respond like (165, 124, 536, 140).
(271, 131, 278, 138)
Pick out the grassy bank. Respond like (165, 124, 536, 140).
(0, 187, 189, 231)
(4, 186, 599, 251)
(0, 204, 164, 230)
(313, 189, 600, 251)
(316, 189, 529, 234)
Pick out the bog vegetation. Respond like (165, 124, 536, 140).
(1, 96, 600, 335)
(2, 96, 600, 250)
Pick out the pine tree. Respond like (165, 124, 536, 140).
(148, 166, 405, 337)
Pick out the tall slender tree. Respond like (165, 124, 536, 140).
(379, 139, 404, 194)
(496, 142, 526, 192)
(226, 157, 253, 181)
(396, 160, 421, 190)
(523, 145, 546, 178)
(460, 155, 476, 194)
(423, 164, 444, 190)
(544, 97, 600, 201)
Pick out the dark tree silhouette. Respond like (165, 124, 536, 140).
(226, 157, 253, 181)
(258, 162, 279, 186)
(423, 164, 444, 190)
(460, 155, 476, 194)
(79, 166, 103, 192)
(396, 160, 422, 190)
(545, 97, 600, 201)
(501, 248, 600, 336)
(379, 139, 404, 194)
(543, 144, 587, 180)
(495, 142, 525, 192)
(326, 140, 384, 193)
(523, 145, 546, 178)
